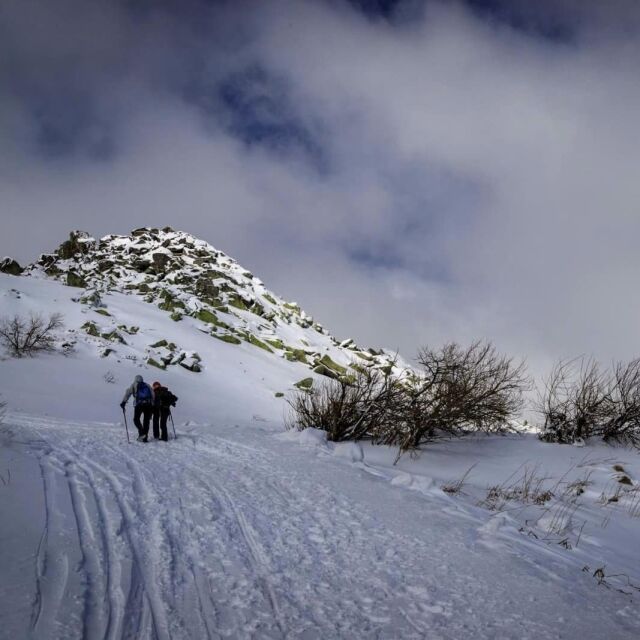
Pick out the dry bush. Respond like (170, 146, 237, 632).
(441, 464, 477, 495)
(287, 341, 528, 456)
(0, 313, 64, 357)
(479, 464, 555, 511)
(286, 366, 402, 442)
(603, 360, 640, 445)
(564, 473, 593, 497)
(393, 341, 528, 452)
(538, 357, 640, 446)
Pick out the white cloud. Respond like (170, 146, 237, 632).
(2, 0, 640, 375)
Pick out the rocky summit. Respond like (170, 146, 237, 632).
(12, 227, 400, 383)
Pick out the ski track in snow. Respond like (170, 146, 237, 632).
(2, 414, 640, 640)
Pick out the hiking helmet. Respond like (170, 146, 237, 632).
(134, 375, 143, 383)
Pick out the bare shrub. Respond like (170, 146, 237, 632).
(537, 358, 609, 444)
(441, 463, 477, 495)
(564, 473, 593, 497)
(0, 313, 64, 357)
(479, 464, 555, 511)
(602, 359, 640, 445)
(394, 341, 528, 452)
(286, 366, 401, 442)
(287, 341, 528, 457)
(538, 357, 640, 446)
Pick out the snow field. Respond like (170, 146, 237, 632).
(2, 416, 640, 639)
(1, 273, 640, 639)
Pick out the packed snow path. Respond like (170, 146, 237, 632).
(1, 415, 638, 640)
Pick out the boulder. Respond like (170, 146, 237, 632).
(57, 231, 94, 260)
(0, 258, 23, 276)
(151, 252, 171, 270)
(294, 377, 314, 390)
(66, 271, 87, 288)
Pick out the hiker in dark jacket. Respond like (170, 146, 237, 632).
(151, 381, 178, 441)
(120, 375, 153, 442)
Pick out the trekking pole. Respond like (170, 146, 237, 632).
(169, 411, 177, 440)
(122, 407, 130, 444)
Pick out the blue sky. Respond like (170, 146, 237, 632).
(2, 0, 640, 371)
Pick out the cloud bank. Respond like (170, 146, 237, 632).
(2, 0, 640, 373)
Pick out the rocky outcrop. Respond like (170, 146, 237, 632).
(0, 258, 23, 276)
(20, 227, 402, 384)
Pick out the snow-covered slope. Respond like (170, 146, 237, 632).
(1, 232, 640, 640)
(0, 271, 304, 424)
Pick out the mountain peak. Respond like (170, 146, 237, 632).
(19, 228, 402, 384)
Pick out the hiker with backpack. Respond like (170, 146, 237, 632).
(120, 375, 153, 442)
(151, 381, 178, 441)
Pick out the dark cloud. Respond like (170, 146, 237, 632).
(185, 64, 328, 171)
(2, 0, 640, 373)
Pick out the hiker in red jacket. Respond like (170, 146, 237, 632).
(152, 381, 178, 441)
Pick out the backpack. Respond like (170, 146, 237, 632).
(157, 387, 178, 408)
(135, 382, 152, 404)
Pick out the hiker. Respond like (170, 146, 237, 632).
(120, 375, 153, 442)
(152, 381, 178, 441)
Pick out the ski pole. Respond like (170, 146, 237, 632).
(122, 407, 130, 444)
(169, 411, 177, 440)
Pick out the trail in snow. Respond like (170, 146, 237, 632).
(1, 414, 639, 640)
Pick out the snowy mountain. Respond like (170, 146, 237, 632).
(7, 227, 403, 391)
(1, 230, 640, 640)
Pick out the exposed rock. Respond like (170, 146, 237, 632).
(80, 291, 103, 307)
(285, 348, 308, 364)
(66, 271, 87, 288)
(151, 252, 171, 270)
(57, 231, 94, 260)
(294, 377, 314, 390)
(97, 259, 114, 272)
(179, 357, 201, 372)
(317, 354, 347, 375)
(131, 259, 151, 273)
(101, 330, 127, 344)
(313, 364, 339, 379)
(243, 333, 273, 353)
(147, 357, 166, 370)
(82, 321, 100, 337)
(214, 334, 242, 345)
(0, 258, 23, 276)
(196, 278, 219, 298)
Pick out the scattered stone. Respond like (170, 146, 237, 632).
(313, 364, 339, 379)
(82, 321, 100, 337)
(317, 354, 347, 375)
(214, 334, 242, 345)
(147, 357, 166, 370)
(294, 377, 314, 390)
